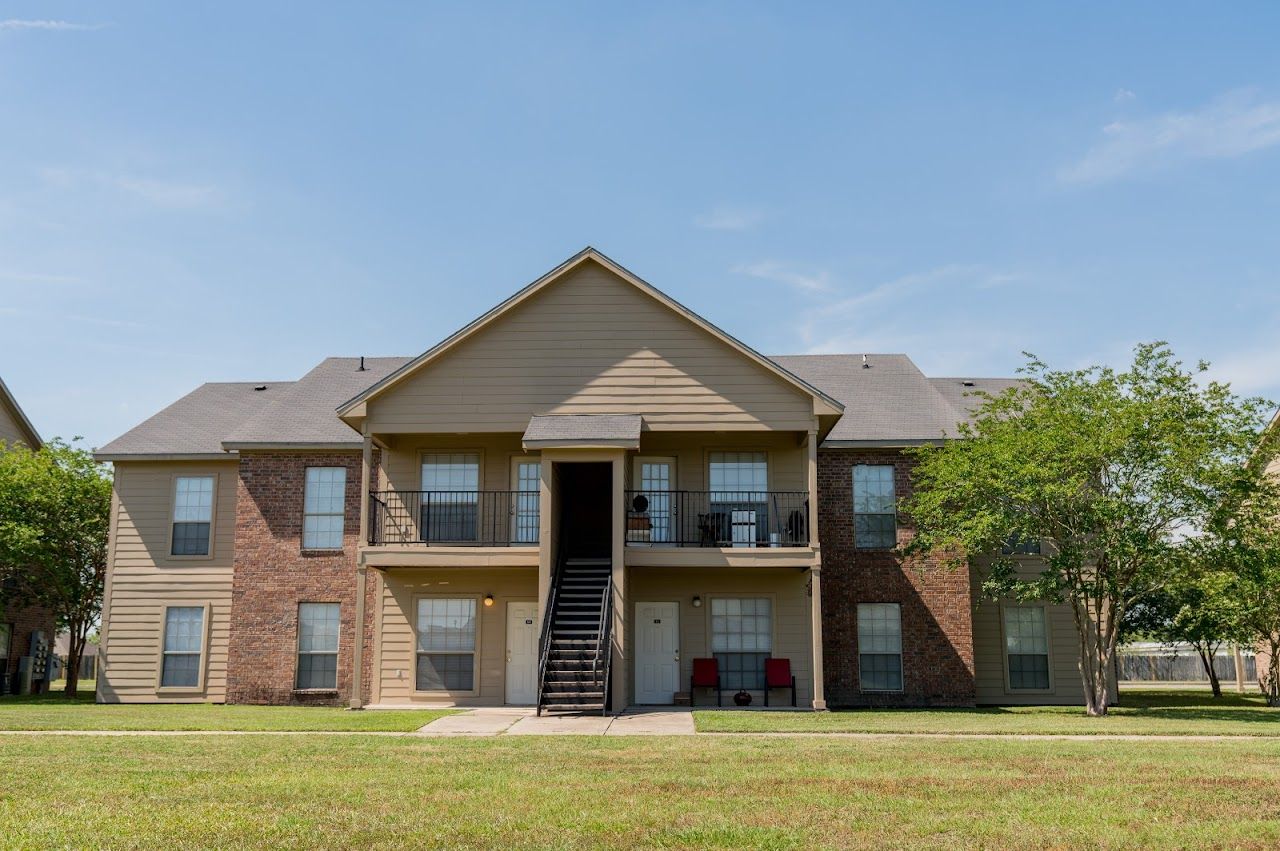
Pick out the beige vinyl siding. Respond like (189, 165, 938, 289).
(627, 567, 813, 706)
(0, 399, 33, 447)
(970, 559, 1086, 705)
(377, 567, 536, 705)
(99, 461, 238, 703)
(366, 261, 815, 434)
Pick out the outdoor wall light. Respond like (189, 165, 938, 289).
(692, 595, 703, 608)
(483, 594, 495, 607)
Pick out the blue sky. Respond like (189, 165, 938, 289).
(3, 2, 1279, 448)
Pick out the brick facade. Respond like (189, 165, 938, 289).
(226, 451, 375, 706)
(1, 596, 56, 683)
(818, 448, 976, 707)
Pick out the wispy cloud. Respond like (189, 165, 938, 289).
(40, 167, 224, 210)
(1060, 89, 1280, 184)
(0, 19, 105, 32)
(1113, 88, 1136, 104)
(734, 261, 831, 293)
(694, 205, 765, 231)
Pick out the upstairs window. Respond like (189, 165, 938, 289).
(1001, 535, 1043, 556)
(160, 606, 205, 688)
(171, 476, 214, 556)
(1004, 606, 1051, 690)
(296, 603, 340, 690)
(421, 454, 480, 542)
(709, 452, 768, 546)
(857, 603, 903, 691)
(853, 465, 896, 549)
(303, 467, 347, 550)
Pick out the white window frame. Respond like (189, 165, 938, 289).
(708, 451, 769, 547)
(1002, 603, 1054, 693)
(302, 467, 347, 551)
(419, 453, 482, 543)
(853, 465, 897, 550)
(708, 596, 775, 691)
(169, 475, 216, 559)
(413, 595, 480, 695)
(857, 602, 903, 693)
(295, 602, 341, 691)
(510, 456, 541, 545)
(156, 604, 209, 692)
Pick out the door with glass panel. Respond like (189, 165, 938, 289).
(510, 458, 541, 544)
(632, 457, 677, 545)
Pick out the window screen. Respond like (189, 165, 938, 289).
(296, 603, 340, 689)
(416, 598, 477, 691)
(857, 603, 902, 691)
(161, 606, 204, 688)
(1005, 606, 1050, 689)
(303, 468, 346, 549)
(853, 465, 896, 549)
(171, 477, 214, 555)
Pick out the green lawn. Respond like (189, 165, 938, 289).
(0, 687, 453, 732)
(2, 735, 1279, 848)
(695, 688, 1280, 736)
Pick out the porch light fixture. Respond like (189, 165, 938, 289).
(692, 595, 702, 608)
(483, 594, 495, 607)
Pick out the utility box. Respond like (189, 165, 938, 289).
(17, 630, 50, 696)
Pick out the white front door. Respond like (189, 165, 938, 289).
(635, 601, 680, 704)
(505, 601, 538, 705)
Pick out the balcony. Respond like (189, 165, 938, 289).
(624, 490, 809, 548)
(369, 490, 539, 547)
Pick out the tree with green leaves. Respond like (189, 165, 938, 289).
(904, 343, 1279, 716)
(0, 439, 112, 697)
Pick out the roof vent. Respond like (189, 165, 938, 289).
(253, 385, 267, 392)
(961, 380, 975, 387)
(358, 356, 367, 372)
(861, 354, 870, 369)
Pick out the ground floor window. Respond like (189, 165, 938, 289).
(0, 622, 10, 664)
(296, 603, 340, 690)
(857, 603, 902, 691)
(160, 606, 205, 688)
(710, 597, 772, 689)
(416, 597, 477, 691)
(1004, 605, 1050, 690)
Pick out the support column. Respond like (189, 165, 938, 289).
(806, 428, 820, 549)
(610, 453, 627, 713)
(537, 457, 554, 629)
(359, 430, 372, 544)
(351, 564, 367, 709)
(810, 565, 826, 710)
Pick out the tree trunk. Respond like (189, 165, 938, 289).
(1263, 634, 1280, 708)
(1072, 594, 1117, 716)
(63, 616, 84, 698)
(1194, 642, 1223, 699)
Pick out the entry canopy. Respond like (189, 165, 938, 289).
(522, 414, 643, 450)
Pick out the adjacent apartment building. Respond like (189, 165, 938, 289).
(1, 377, 57, 692)
(95, 249, 1085, 710)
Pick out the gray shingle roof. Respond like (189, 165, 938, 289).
(96, 382, 290, 458)
(222, 357, 410, 448)
(523, 414, 643, 448)
(928, 377, 1025, 426)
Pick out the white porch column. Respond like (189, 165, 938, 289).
(810, 565, 826, 710)
(806, 428, 820, 549)
(610, 452, 627, 713)
(537, 457, 554, 630)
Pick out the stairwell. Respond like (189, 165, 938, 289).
(537, 557, 612, 714)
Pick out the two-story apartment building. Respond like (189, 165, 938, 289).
(1, 376, 57, 693)
(95, 249, 1086, 710)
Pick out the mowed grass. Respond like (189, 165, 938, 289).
(695, 688, 1280, 736)
(3, 735, 1280, 848)
(0, 687, 452, 732)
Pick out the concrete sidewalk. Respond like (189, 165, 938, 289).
(415, 706, 696, 736)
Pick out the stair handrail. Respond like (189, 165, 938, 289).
(592, 569, 614, 716)
(535, 549, 564, 716)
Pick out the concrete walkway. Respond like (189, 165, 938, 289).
(415, 706, 697, 736)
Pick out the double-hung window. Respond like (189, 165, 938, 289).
(160, 606, 205, 688)
(171, 476, 214, 556)
(416, 598, 477, 691)
(0, 623, 10, 666)
(1004, 606, 1051, 690)
(708, 452, 768, 546)
(853, 465, 896, 549)
(303, 467, 347, 549)
(421, 454, 480, 542)
(296, 603, 340, 690)
(857, 603, 903, 691)
(1001, 535, 1043, 556)
(710, 597, 772, 690)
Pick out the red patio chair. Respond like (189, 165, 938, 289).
(691, 657, 722, 707)
(764, 658, 796, 707)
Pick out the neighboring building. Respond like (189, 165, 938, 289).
(95, 248, 1085, 709)
(0, 377, 57, 694)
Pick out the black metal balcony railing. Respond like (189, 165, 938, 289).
(369, 491, 539, 546)
(624, 490, 809, 548)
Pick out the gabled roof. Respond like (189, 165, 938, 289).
(0, 376, 41, 448)
(337, 247, 844, 421)
(523, 414, 643, 450)
(222, 357, 409, 449)
(96, 382, 289, 461)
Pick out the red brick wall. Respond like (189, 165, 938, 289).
(818, 448, 976, 707)
(226, 451, 373, 706)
